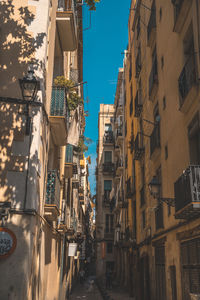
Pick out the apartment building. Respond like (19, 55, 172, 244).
(0, 1, 88, 299)
(96, 104, 115, 279)
(124, 0, 200, 299)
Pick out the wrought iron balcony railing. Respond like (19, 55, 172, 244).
(134, 133, 145, 160)
(126, 177, 133, 198)
(174, 166, 200, 218)
(103, 131, 114, 144)
(150, 125, 160, 156)
(149, 57, 158, 97)
(46, 170, 61, 208)
(51, 87, 70, 121)
(102, 162, 115, 174)
(134, 90, 143, 117)
(58, 0, 76, 12)
(178, 55, 196, 108)
(117, 127, 123, 137)
(65, 144, 73, 163)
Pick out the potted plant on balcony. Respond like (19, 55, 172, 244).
(54, 76, 83, 111)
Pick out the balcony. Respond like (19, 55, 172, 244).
(58, 203, 68, 233)
(103, 131, 114, 145)
(70, 214, 77, 233)
(126, 177, 135, 198)
(178, 55, 197, 113)
(103, 191, 111, 208)
(133, 133, 144, 160)
(116, 104, 123, 116)
(174, 166, 200, 219)
(172, 0, 191, 33)
(49, 87, 69, 146)
(147, 6, 156, 47)
(149, 58, 158, 100)
(56, 0, 77, 51)
(116, 159, 123, 176)
(104, 229, 114, 239)
(150, 125, 160, 157)
(102, 162, 115, 175)
(45, 170, 60, 221)
(116, 127, 123, 146)
(134, 90, 143, 117)
(64, 144, 73, 178)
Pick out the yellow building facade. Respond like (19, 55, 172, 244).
(124, 0, 200, 299)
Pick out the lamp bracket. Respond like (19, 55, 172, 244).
(159, 197, 175, 207)
(0, 202, 11, 226)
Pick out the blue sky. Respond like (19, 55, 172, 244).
(83, 0, 131, 195)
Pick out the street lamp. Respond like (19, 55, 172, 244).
(148, 176, 175, 207)
(19, 66, 40, 135)
(19, 66, 40, 102)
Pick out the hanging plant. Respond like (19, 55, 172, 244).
(85, 0, 100, 10)
(54, 76, 83, 111)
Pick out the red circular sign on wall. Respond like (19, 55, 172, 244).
(0, 228, 17, 258)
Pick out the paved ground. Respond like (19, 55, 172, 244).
(69, 280, 103, 300)
(107, 286, 134, 300)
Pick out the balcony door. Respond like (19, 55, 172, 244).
(104, 151, 112, 163)
(188, 114, 200, 165)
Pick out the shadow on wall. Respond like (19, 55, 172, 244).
(0, 2, 47, 299)
(0, 1, 46, 207)
(0, 0, 46, 97)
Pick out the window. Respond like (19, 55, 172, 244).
(105, 214, 114, 233)
(105, 123, 112, 132)
(181, 238, 200, 299)
(163, 96, 166, 110)
(104, 180, 112, 200)
(188, 114, 200, 165)
(104, 151, 112, 163)
(107, 242, 113, 254)
(165, 145, 168, 160)
(142, 210, 146, 229)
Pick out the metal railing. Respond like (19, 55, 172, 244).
(174, 165, 200, 213)
(134, 133, 144, 155)
(178, 55, 196, 107)
(50, 87, 70, 121)
(116, 158, 123, 169)
(150, 125, 160, 156)
(134, 90, 143, 117)
(103, 131, 114, 144)
(46, 170, 60, 208)
(65, 144, 73, 163)
(149, 57, 158, 96)
(58, 0, 76, 11)
(102, 162, 115, 174)
(117, 126, 123, 137)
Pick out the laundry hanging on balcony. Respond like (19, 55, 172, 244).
(67, 108, 80, 146)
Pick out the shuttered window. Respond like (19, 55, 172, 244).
(155, 246, 166, 300)
(181, 238, 200, 300)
